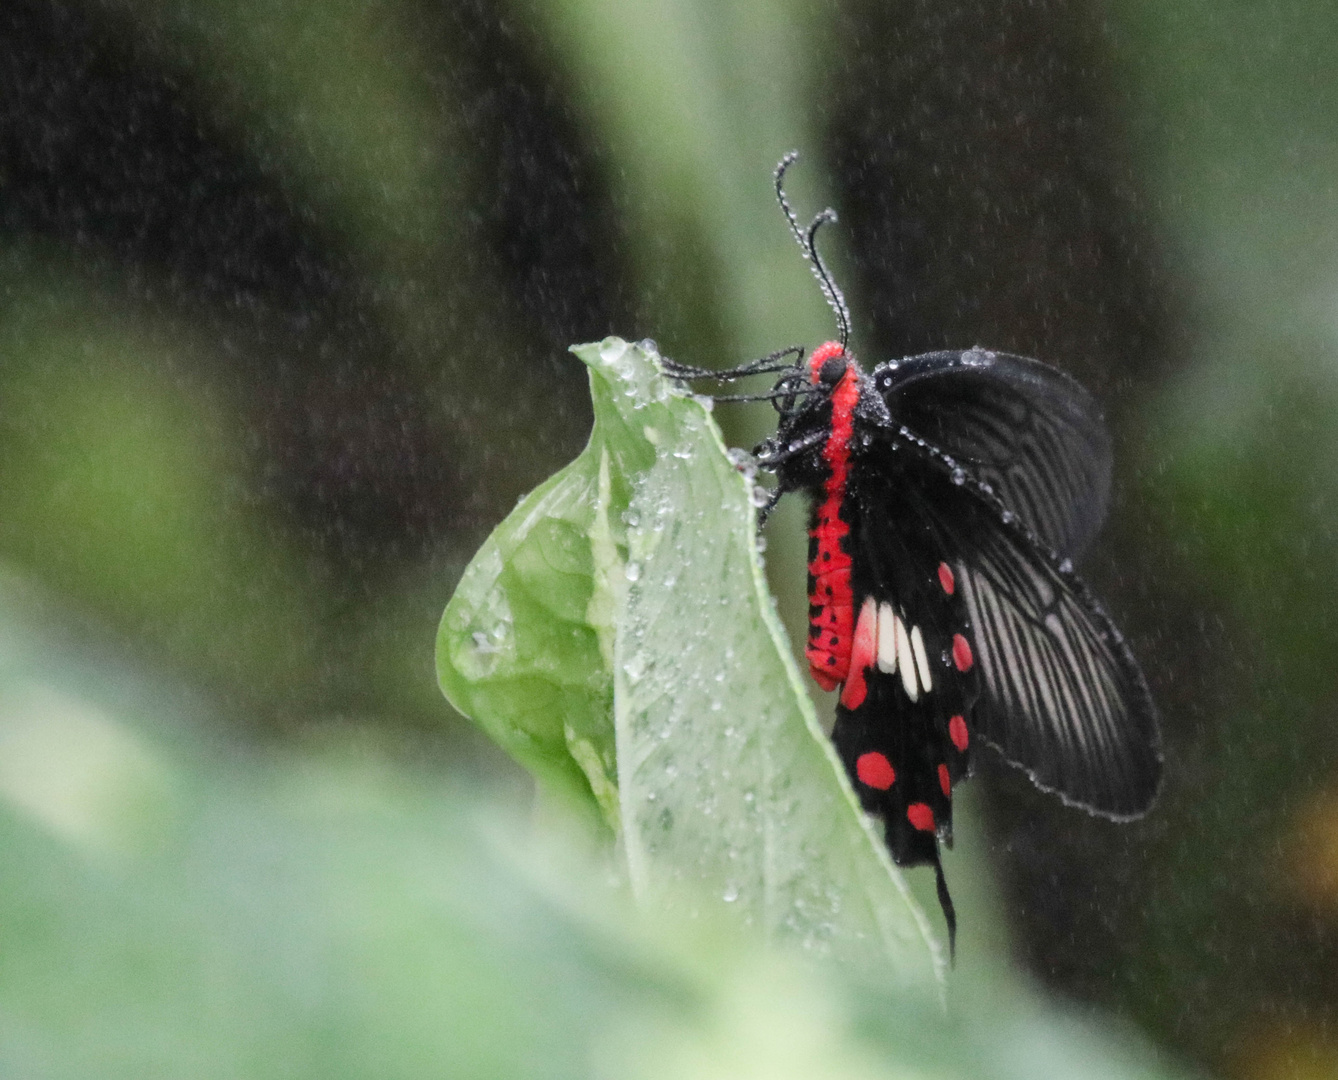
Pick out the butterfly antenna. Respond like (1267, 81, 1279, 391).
(774, 151, 852, 351)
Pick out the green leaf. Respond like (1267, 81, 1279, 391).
(438, 338, 942, 988)
(435, 448, 615, 818)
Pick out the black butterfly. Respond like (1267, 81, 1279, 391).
(663, 153, 1161, 958)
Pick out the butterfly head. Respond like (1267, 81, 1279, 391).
(809, 340, 856, 387)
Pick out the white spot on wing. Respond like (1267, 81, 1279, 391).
(895, 615, 918, 701)
(911, 625, 933, 693)
(877, 602, 898, 673)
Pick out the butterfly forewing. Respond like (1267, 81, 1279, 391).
(875, 350, 1112, 559)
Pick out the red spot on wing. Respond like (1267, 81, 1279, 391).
(952, 633, 974, 672)
(850, 598, 877, 670)
(839, 666, 867, 709)
(856, 751, 895, 790)
(907, 803, 936, 832)
(840, 597, 878, 708)
(949, 714, 969, 751)
(938, 764, 952, 797)
(938, 562, 955, 595)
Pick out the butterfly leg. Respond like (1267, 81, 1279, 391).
(755, 485, 785, 527)
(754, 429, 827, 470)
(660, 345, 805, 382)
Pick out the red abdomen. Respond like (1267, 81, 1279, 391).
(804, 342, 860, 690)
(806, 508, 853, 690)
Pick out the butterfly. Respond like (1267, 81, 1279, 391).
(663, 153, 1161, 957)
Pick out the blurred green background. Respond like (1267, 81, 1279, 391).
(2, 0, 1337, 1077)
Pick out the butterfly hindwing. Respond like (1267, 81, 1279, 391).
(830, 476, 977, 863)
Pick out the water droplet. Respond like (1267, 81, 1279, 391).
(624, 508, 641, 528)
(722, 884, 739, 903)
(1058, 558, 1073, 573)
(749, 485, 772, 508)
(1000, 509, 1015, 525)
(624, 652, 647, 682)
(600, 339, 627, 365)
(951, 467, 967, 486)
(625, 562, 641, 582)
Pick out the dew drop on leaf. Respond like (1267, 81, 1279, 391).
(624, 652, 647, 682)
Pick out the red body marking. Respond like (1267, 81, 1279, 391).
(805, 341, 860, 690)
(907, 802, 936, 832)
(949, 714, 969, 752)
(856, 751, 896, 790)
(938, 763, 952, 797)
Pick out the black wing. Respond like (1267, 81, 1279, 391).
(851, 434, 1161, 820)
(872, 349, 1112, 560)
